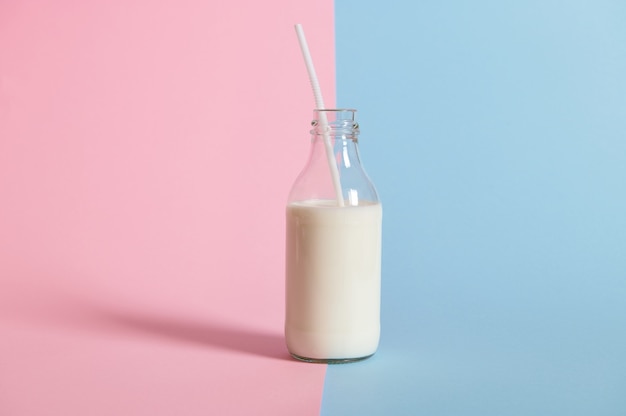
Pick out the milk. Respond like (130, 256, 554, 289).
(285, 199, 382, 361)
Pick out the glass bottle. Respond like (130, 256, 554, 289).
(285, 109, 382, 363)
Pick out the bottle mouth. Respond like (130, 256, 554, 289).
(313, 108, 357, 113)
(313, 108, 357, 120)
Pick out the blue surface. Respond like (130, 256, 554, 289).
(323, 1, 626, 414)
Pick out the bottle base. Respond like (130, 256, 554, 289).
(290, 352, 374, 364)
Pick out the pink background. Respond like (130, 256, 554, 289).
(0, 1, 335, 414)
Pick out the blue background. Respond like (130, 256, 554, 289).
(323, 1, 626, 414)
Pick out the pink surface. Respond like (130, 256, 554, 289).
(0, 1, 335, 414)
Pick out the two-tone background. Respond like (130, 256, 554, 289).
(1, 1, 625, 415)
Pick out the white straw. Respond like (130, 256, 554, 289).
(294, 24, 344, 207)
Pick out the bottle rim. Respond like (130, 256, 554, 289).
(313, 108, 357, 113)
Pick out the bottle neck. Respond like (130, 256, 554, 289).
(309, 135, 361, 170)
(309, 108, 363, 172)
(311, 108, 359, 138)
(288, 108, 378, 205)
